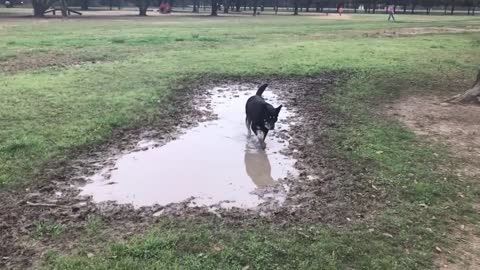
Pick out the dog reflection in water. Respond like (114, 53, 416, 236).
(244, 140, 275, 188)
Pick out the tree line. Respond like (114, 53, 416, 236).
(28, 0, 479, 17)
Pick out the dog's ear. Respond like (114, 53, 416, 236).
(275, 105, 283, 115)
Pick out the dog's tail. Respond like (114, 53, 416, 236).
(255, 84, 268, 96)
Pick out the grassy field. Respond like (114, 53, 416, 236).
(1, 13, 480, 269)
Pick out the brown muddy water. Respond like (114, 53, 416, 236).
(80, 85, 297, 208)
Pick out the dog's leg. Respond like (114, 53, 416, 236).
(259, 127, 269, 149)
(251, 123, 258, 136)
(245, 117, 251, 136)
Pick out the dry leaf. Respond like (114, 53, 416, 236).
(382, 233, 393, 238)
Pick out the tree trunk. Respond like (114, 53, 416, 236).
(305, 0, 311, 12)
(137, 0, 150, 16)
(445, 70, 480, 104)
(193, 0, 198, 12)
(60, 0, 68, 16)
(211, 0, 218, 15)
(444, 4, 448, 14)
(224, 0, 230, 13)
(81, 0, 89, 10)
(32, 0, 51, 17)
(139, 7, 147, 15)
(235, 0, 240, 11)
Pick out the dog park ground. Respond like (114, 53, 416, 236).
(0, 9, 480, 269)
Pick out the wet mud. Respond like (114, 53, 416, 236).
(0, 74, 383, 269)
(80, 86, 296, 208)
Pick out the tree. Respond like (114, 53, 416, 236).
(421, 0, 436, 14)
(193, 0, 199, 11)
(224, 0, 231, 12)
(32, 0, 54, 16)
(60, 0, 68, 16)
(410, 0, 418, 13)
(252, 0, 259, 15)
(133, 0, 151, 15)
(81, 0, 89, 9)
(235, 0, 241, 11)
(211, 0, 218, 15)
(292, 0, 299, 14)
(465, 0, 478, 14)
(305, 0, 312, 11)
(445, 70, 480, 104)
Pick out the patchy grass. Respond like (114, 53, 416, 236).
(34, 220, 66, 239)
(1, 14, 479, 269)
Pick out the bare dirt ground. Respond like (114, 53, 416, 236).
(364, 27, 480, 37)
(388, 96, 480, 177)
(0, 74, 384, 269)
(387, 97, 480, 269)
(0, 52, 105, 73)
(313, 13, 352, 20)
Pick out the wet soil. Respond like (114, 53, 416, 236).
(0, 74, 383, 269)
(80, 86, 296, 208)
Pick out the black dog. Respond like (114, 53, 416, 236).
(245, 84, 282, 148)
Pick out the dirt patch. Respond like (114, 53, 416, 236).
(387, 96, 480, 269)
(0, 74, 383, 269)
(313, 13, 352, 20)
(387, 96, 480, 177)
(435, 223, 480, 270)
(365, 27, 480, 37)
(0, 52, 106, 73)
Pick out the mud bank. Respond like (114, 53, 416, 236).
(0, 74, 383, 269)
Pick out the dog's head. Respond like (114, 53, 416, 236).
(264, 105, 282, 130)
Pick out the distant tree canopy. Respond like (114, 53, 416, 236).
(29, 0, 478, 16)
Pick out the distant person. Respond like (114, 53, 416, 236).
(159, 1, 166, 13)
(387, 4, 395, 21)
(337, 6, 344, 16)
(165, 1, 171, 13)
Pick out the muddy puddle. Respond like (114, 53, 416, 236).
(80, 85, 297, 208)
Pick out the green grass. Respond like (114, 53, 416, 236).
(1, 14, 479, 269)
(34, 220, 66, 239)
